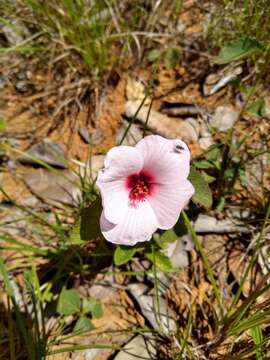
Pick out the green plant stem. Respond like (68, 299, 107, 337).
(118, 93, 149, 145)
(182, 211, 224, 319)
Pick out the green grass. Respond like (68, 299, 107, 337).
(1, 0, 270, 359)
(207, 0, 270, 89)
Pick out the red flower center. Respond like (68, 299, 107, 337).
(126, 171, 154, 202)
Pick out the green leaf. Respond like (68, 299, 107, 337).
(0, 118, 6, 131)
(251, 326, 263, 360)
(247, 99, 266, 118)
(205, 146, 221, 161)
(146, 251, 174, 272)
(188, 167, 213, 208)
(202, 171, 216, 184)
(154, 215, 188, 248)
(0, 257, 13, 297)
(114, 245, 137, 266)
(147, 49, 160, 62)
(239, 168, 248, 187)
(156, 229, 178, 246)
(69, 217, 84, 245)
(193, 159, 214, 169)
(217, 196, 225, 211)
(74, 316, 95, 332)
(57, 288, 81, 316)
(79, 198, 103, 242)
(82, 298, 103, 318)
(164, 47, 181, 69)
(214, 38, 263, 64)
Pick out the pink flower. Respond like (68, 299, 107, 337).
(96, 135, 194, 246)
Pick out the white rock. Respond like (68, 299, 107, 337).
(164, 235, 194, 268)
(199, 136, 214, 150)
(75, 155, 105, 180)
(194, 214, 251, 233)
(2, 20, 30, 46)
(186, 117, 200, 136)
(128, 283, 176, 334)
(210, 106, 239, 131)
(114, 335, 156, 360)
(116, 120, 143, 146)
(125, 101, 198, 142)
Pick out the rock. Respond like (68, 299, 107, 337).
(209, 106, 239, 132)
(177, 19, 186, 33)
(76, 155, 105, 180)
(15, 80, 33, 93)
(199, 136, 214, 150)
(2, 20, 30, 46)
(126, 77, 151, 105)
(78, 128, 105, 145)
(114, 335, 157, 360)
(0, 208, 29, 239)
(116, 120, 143, 146)
(0, 75, 7, 90)
(21, 195, 41, 208)
(73, 348, 111, 360)
(197, 120, 214, 149)
(194, 214, 252, 234)
(125, 101, 198, 143)
(92, 128, 105, 145)
(186, 117, 200, 136)
(17, 140, 68, 168)
(164, 234, 194, 268)
(203, 66, 242, 96)
(78, 128, 90, 144)
(91, 155, 105, 177)
(88, 269, 116, 300)
(22, 169, 80, 207)
(128, 283, 176, 334)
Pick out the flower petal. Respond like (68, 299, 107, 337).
(97, 145, 143, 183)
(96, 145, 143, 224)
(136, 135, 191, 184)
(97, 180, 129, 224)
(149, 179, 194, 229)
(100, 201, 158, 246)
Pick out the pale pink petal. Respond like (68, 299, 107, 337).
(100, 201, 159, 246)
(149, 179, 194, 229)
(136, 135, 191, 184)
(97, 146, 143, 183)
(96, 146, 143, 224)
(97, 180, 129, 224)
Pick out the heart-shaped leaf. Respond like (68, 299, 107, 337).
(188, 167, 213, 208)
(114, 245, 137, 266)
(82, 298, 103, 318)
(57, 288, 81, 316)
(74, 316, 95, 332)
(146, 251, 174, 272)
(214, 38, 262, 64)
